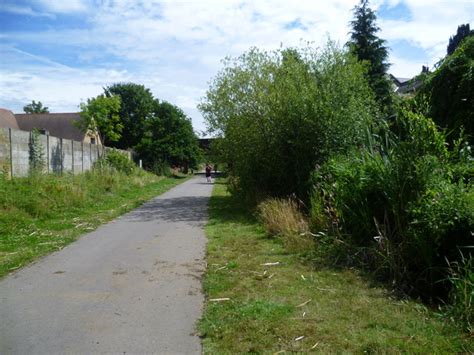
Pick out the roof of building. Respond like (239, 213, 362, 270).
(395, 77, 411, 84)
(0, 108, 20, 130)
(389, 74, 423, 94)
(389, 74, 411, 86)
(15, 112, 86, 141)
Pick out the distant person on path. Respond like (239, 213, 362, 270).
(205, 164, 212, 183)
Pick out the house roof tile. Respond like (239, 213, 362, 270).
(15, 112, 86, 141)
(0, 108, 20, 130)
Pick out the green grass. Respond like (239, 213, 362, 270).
(199, 181, 473, 353)
(0, 169, 189, 278)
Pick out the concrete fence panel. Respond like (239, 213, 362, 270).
(0, 128, 11, 175)
(10, 129, 30, 177)
(38, 133, 48, 173)
(83, 142, 92, 171)
(62, 139, 73, 173)
(73, 141, 83, 174)
(0, 127, 131, 177)
(49, 136, 62, 174)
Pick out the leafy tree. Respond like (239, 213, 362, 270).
(347, 0, 392, 111)
(199, 43, 376, 200)
(135, 100, 201, 172)
(420, 36, 474, 142)
(447, 24, 473, 55)
(104, 83, 155, 149)
(23, 100, 49, 114)
(78, 94, 122, 146)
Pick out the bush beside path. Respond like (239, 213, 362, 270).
(199, 182, 473, 353)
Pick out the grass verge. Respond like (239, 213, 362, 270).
(199, 181, 473, 353)
(0, 169, 189, 278)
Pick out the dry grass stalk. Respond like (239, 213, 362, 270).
(209, 298, 231, 302)
(257, 198, 314, 253)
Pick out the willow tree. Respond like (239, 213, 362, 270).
(200, 43, 376, 200)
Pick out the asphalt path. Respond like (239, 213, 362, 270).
(0, 176, 214, 354)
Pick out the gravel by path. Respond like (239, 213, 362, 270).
(0, 176, 213, 354)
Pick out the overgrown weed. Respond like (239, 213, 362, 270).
(445, 251, 474, 333)
(310, 108, 473, 327)
(200, 181, 473, 353)
(258, 198, 313, 253)
(0, 167, 187, 277)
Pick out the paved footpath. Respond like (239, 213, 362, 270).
(0, 176, 213, 354)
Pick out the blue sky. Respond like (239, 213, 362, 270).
(1, 0, 472, 135)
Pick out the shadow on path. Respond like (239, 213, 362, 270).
(125, 196, 209, 223)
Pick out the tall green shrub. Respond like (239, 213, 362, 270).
(104, 149, 136, 175)
(418, 36, 474, 142)
(311, 110, 473, 300)
(200, 42, 376, 200)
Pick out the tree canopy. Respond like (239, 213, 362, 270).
(135, 101, 201, 172)
(104, 83, 155, 149)
(23, 100, 49, 114)
(78, 82, 203, 172)
(78, 94, 122, 146)
(419, 35, 474, 142)
(200, 43, 376, 199)
(347, 0, 392, 112)
(447, 23, 473, 55)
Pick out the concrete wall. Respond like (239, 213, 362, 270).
(10, 129, 30, 177)
(0, 128, 10, 174)
(0, 127, 131, 177)
(72, 141, 83, 174)
(62, 139, 73, 173)
(49, 135, 62, 174)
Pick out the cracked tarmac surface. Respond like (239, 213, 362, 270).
(0, 176, 213, 354)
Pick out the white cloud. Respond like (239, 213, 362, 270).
(380, 1, 473, 65)
(1, 4, 53, 17)
(389, 55, 428, 78)
(34, 0, 91, 13)
(1, 0, 473, 134)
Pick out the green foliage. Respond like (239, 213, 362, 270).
(103, 149, 136, 175)
(347, 0, 392, 111)
(148, 160, 172, 177)
(104, 83, 155, 149)
(257, 198, 313, 253)
(0, 170, 186, 277)
(419, 35, 474, 142)
(311, 109, 473, 303)
(100, 83, 201, 173)
(200, 42, 376, 200)
(28, 129, 46, 175)
(135, 101, 201, 172)
(200, 181, 472, 353)
(23, 100, 49, 114)
(447, 23, 473, 55)
(445, 251, 474, 333)
(78, 94, 122, 145)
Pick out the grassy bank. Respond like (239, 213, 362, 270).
(0, 169, 188, 278)
(199, 182, 473, 353)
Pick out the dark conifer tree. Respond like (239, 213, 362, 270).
(348, 0, 392, 111)
(447, 24, 473, 55)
